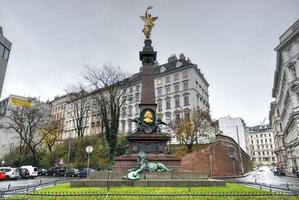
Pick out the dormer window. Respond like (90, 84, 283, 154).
(160, 66, 166, 73)
(174, 74, 179, 81)
(183, 70, 188, 78)
(157, 79, 162, 86)
(176, 61, 183, 68)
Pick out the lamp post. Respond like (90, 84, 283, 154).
(86, 145, 93, 177)
(236, 126, 244, 174)
(67, 132, 71, 171)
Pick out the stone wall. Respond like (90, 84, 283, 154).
(181, 135, 252, 177)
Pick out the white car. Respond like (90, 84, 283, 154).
(0, 167, 20, 180)
(20, 165, 38, 178)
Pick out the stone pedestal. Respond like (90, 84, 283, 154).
(114, 133, 181, 171)
(113, 39, 181, 171)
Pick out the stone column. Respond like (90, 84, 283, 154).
(139, 39, 157, 114)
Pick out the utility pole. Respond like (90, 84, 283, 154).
(236, 126, 244, 174)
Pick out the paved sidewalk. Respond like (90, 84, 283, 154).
(286, 172, 297, 178)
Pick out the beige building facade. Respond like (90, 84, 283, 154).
(270, 19, 299, 172)
(247, 125, 277, 167)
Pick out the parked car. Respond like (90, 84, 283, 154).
(46, 167, 66, 177)
(0, 167, 20, 180)
(20, 165, 38, 178)
(19, 168, 30, 179)
(65, 168, 80, 177)
(78, 168, 95, 178)
(0, 171, 6, 181)
(38, 168, 47, 176)
(273, 167, 286, 176)
(296, 169, 299, 178)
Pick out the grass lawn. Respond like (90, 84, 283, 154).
(7, 183, 297, 200)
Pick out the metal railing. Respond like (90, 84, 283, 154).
(1, 179, 298, 199)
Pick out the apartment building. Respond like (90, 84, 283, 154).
(247, 125, 277, 166)
(0, 26, 12, 98)
(270, 19, 299, 172)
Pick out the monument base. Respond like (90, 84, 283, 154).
(113, 133, 181, 171)
(71, 179, 225, 187)
(113, 154, 181, 171)
(70, 171, 225, 187)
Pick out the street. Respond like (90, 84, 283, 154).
(0, 177, 61, 191)
(230, 166, 299, 192)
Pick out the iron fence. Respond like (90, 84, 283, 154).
(1, 179, 298, 199)
(3, 191, 299, 199)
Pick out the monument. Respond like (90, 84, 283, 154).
(71, 7, 224, 187)
(113, 6, 181, 172)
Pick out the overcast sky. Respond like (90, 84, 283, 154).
(0, 0, 298, 126)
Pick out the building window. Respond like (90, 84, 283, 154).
(128, 121, 132, 132)
(135, 104, 139, 116)
(0, 44, 4, 58)
(183, 81, 189, 90)
(175, 97, 180, 108)
(135, 93, 140, 102)
(157, 101, 162, 112)
(174, 84, 179, 93)
(185, 112, 190, 121)
(136, 85, 140, 92)
(122, 107, 126, 117)
(157, 79, 162, 86)
(166, 113, 171, 124)
(121, 121, 126, 132)
(184, 95, 189, 106)
(290, 65, 297, 79)
(175, 113, 180, 124)
(157, 88, 162, 97)
(166, 99, 171, 110)
(128, 95, 133, 104)
(253, 152, 255, 156)
(165, 76, 170, 83)
(174, 73, 179, 81)
(128, 106, 133, 117)
(182, 71, 188, 78)
(166, 86, 171, 94)
(251, 140, 253, 144)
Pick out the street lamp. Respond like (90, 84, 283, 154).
(86, 145, 93, 177)
(67, 132, 72, 171)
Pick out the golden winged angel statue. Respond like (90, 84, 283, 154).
(140, 6, 158, 39)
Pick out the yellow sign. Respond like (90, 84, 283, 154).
(9, 97, 32, 108)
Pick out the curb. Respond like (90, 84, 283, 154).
(212, 173, 250, 180)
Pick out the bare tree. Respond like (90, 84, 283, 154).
(65, 84, 93, 138)
(169, 108, 211, 152)
(5, 102, 52, 165)
(40, 122, 60, 165)
(84, 64, 131, 161)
